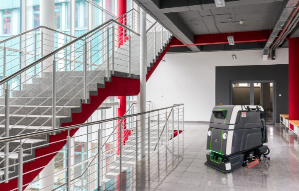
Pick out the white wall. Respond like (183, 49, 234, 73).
(147, 48, 289, 122)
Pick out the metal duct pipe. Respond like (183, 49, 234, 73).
(263, 0, 299, 60)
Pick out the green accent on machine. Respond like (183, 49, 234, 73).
(209, 153, 222, 164)
(209, 129, 213, 150)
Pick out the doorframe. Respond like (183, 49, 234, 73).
(230, 80, 276, 125)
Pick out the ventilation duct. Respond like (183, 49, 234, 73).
(263, 0, 299, 60)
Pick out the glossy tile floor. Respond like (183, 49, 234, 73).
(151, 123, 299, 191)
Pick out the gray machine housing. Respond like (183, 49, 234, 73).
(205, 105, 268, 172)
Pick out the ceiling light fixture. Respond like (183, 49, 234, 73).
(239, 20, 244, 25)
(239, 83, 247, 87)
(232, 54, 237, 59)
(214, 0, 225, 7)
(227, 36, 235, 45)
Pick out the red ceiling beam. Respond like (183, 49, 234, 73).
(170, 30, 272, 47)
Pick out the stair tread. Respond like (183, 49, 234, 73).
(0, 105, 79, 108)
(0, 114, 69, 118)
(0, 152, 30, 159)
(0, 125, 52, 130)
(8, 138, 46, 143)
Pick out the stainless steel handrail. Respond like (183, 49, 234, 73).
(0, 104, 183, 144)
(0, 19, 139, 85)
(84, 0, 117, 18)
(52, 103, 137, 191)
(0, 26, 78, 44)
(154, 105, 174, 151)
(146, 21, 158, 33)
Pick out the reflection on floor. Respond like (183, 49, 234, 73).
(102, 123, 299, 191)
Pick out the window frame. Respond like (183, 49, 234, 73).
(54, 3, 62, 30)
(33, 6, 40, 29)
(3, 9, 12, 35)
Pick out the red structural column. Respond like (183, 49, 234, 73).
(118, 0, 127, 47)
(117, 96, 126, 154)
(288, 38, 299, 130)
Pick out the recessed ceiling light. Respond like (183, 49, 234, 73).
(239, 83, 247, 87)
(214, 0, 225, 7)
(239, 20, 244, 24)
(227, 36, 235, 45)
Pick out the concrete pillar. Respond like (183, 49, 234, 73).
(20, 0, 27, 88)
(40, 0, 55, 72)
(289, 38, 299, 130)
(70, 0, 76, 70)
(40, 158, 54, 191)
(140, 8, 147, 158)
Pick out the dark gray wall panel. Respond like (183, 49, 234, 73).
(215, 64, 288, 123)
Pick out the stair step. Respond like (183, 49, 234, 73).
(0, 125, 52, 138)
(0, 138, 48, 154)
(11, 88, 97, 98)
(32, 75, 105, 85)
(0, 98, 82, 107)
(0, 105, 78, 116)
(0, 152, 31, 171)
(0, 114, 70, 127)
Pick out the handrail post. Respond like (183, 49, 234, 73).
(157, 112, 160, 150)
(67, 136, 71, 191)
(4, 83, 9, 183)
(166, 110, 168, 145)
(178, 107, 180, 156)
(112, 26, 115, 74)
(34, 30, 37, 76)
(132, 11, 135, 34)
(18, 147, 23, 191)
(136, 119, 138, 162)
(154, 25, 156, 60)
(183, 107, 184, 156)
(52, 58, 56, 130)
(41, 28, 44, 72)
(64, 37, 67, 71)
(106, 28, 110, 79)
(148, 113, 150, 161)
(83, 39, 87, 103)
(3, 43, 6, 79)
(119, 123, 123, 188)
(172, 109, 174, 164)
(128, 30, 131, 77)
(161, 26, 163, 50)
(98, 127, 102, 188)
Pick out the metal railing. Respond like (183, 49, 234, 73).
(0, 104, 184, 191)
(0, 8, 173, 190)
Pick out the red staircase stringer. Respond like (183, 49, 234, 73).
(0, 39, 171, 191)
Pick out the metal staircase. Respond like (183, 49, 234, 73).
(0, 9, 173, 190)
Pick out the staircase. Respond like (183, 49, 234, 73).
(0, 9, 173, 190)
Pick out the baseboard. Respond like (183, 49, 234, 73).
(184, 121, 209, 124)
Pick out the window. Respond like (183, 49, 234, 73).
(3, 10, 12, 34)
(54, 5, 61, 29)
(33, 6, 40, 29)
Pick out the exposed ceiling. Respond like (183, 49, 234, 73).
(174, 2, 284, 34)
(133, 0, 291, 52)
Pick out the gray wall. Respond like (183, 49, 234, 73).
(216, 64, 288, 123)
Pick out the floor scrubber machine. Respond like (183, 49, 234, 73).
(205, 105, 270, 172)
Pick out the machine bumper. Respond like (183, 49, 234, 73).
(205, 153, 244, 173)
